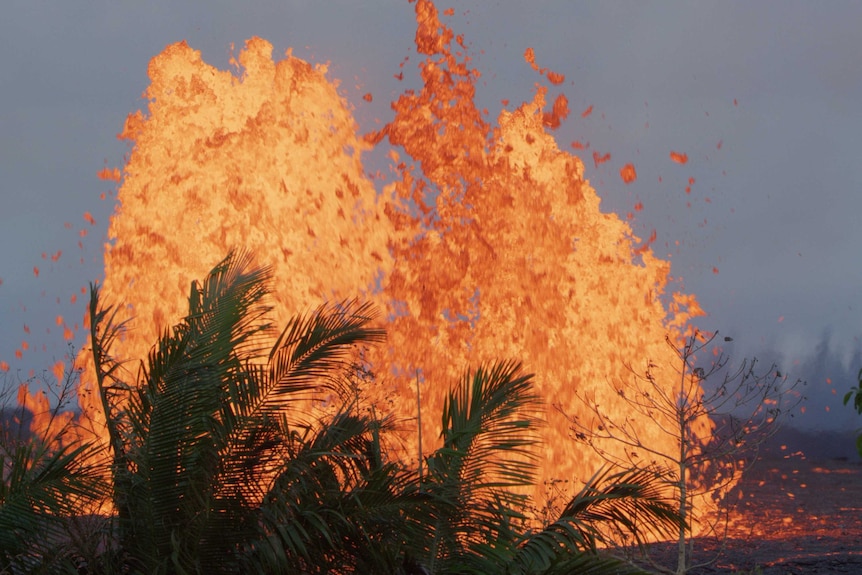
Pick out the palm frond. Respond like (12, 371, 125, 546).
(264, 299, 385, 412)
(512, 466, 680, 574)
(214, 298, 386, 528)
(421, 360, 541, 571)
(531, 550, 652, 575)
(0, 439, 105, 568)
(245, 410, 412, 574)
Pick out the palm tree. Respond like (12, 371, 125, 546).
(89, 250, 388, 574)
(402, 360, 680, 575)
(0, 369, 106, 573)
(87, 250, 680, 574)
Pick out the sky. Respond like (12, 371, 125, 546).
(1, 1, 861, 431)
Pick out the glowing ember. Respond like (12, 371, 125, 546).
(620, 163, 637, 184)
(36, 0, 715, 528)
(670, 150, 689, 164)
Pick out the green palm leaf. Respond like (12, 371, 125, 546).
(0, 439, 105, 571)
(89, 250, 391, 573)
(511, 467, 679, 574)
(421, 360, 541, 572)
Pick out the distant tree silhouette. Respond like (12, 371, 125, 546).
(561, 330, 805, 575)
(843, 369, 862, 457)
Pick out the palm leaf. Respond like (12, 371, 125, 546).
(512, 466, 679, 574)
(0, 439, 105, 569)
(90, 250, 394, 573)
(245, 410, 413, 574)
(421, 360, 541, 572)
(214, 299, 385, 514)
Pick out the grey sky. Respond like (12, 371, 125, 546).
(2, 2, 861, 430)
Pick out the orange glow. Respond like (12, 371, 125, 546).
(581, 104, 593, 118)
(670, 151, 688, 164)
(685, 177, 695, 194)
(18, 383, 75, 448)
(524, 47, 539, 71)
(546, 70, 565, 85)
(84, 212, 96, 225)
(52, 361, 65, 383)
(33, 266, 39, 277)
(592, 151, 611, 167)
(0, 361, 8, 372)
(97, 167, 121, 181)
(522, 47, 565, 85)
(30, 0, 720, 532)
(542, 93, 569, 129)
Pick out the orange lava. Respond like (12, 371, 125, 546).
(592, 151, 611, 167)
(542, 93, 569, 129)
(11, 0, 719, 525)
(670, 151, 689, 164)
(97, 167, 121, 181)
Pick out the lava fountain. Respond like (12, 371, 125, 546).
(72, 0, 711, 519)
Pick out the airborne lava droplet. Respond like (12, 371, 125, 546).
(546, 70, 565, 85)
(542, 93, 569, 129)
(592, 151, 611, 167)
(97, 167, 121, 182)
(620, 163, 637, 184)
(670, 151, 688, 164)
(523, 47, 539, 71)
(52, 361, 65, 383)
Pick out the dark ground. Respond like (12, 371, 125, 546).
(630, 429, 862, 574)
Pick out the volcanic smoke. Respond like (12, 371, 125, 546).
(66, 0, 711, 515)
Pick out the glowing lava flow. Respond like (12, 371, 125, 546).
(70, 0, 713, 524)
(74, 37, 394, 438)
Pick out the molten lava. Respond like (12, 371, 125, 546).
(64, 0, 714, 523)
